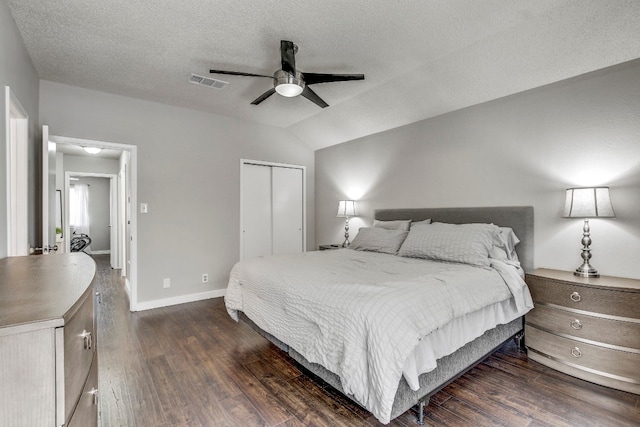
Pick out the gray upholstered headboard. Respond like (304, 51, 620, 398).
(374, 206, 534, 272)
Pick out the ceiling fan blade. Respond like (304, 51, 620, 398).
(210, 69, 272, 78)
(301, 86, 329, 108)
(303, 73, 365, 85)
(280, 40, 296, 75)
(251, 88, 276, 105)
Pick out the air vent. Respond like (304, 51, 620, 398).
(189, 73, 228, 90)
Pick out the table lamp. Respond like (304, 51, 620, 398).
(562, 187, 615, 277)
(337, 200, 356, 248)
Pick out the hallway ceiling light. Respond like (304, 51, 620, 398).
(83, 146, 102, 154)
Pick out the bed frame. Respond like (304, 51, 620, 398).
(239, 206, 534, 424)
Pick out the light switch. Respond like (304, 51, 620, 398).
(140, 203, 148, 214)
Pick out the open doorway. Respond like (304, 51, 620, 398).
(65, 173, 117, 260)
(50, 134, 138, 312)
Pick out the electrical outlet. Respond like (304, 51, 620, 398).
(202, 273, 209, 284)
(163, 278, 170, 288)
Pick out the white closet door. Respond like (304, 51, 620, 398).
(272, 167, 303, 255)
(242, 164, 273, 259)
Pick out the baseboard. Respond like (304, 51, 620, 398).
(134, 288, 227, 311)
(91, 250, 111, 255)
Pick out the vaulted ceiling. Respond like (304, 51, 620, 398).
(7, 0, 640, 150)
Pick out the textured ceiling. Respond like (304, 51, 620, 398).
(7, 0, 640, 150)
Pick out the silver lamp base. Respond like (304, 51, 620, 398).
(574, 263, 599, 278)
(342, 217, 351, 248)
(573, 218, 599, 278)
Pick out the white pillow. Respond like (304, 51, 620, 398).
(373, 219, 411, 231)
(410, 218, 432, 228)
(350, 227, 409, 255)
(490, 227, 521, 261)
(398, 222, 500, 267)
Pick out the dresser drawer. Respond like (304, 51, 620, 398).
(527, 275, 639, 320)
(63, 288, 95, 422)
(526, 305, 640, 350)
(526, 325, 640, 384)
(67, 355, 98, 427)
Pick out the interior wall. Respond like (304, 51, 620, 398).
(0, 1, 39, 259)
(63, 154, 120, 175)
(71, 177, 111, 252)
(39, 80, 315, 305)
(315, 59, 640, 280)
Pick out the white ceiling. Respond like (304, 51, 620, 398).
(7, 0, 640, 150)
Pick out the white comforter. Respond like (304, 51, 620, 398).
(225, 249, 532, 424)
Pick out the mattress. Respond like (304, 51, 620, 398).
(225, 248, 533, 423)
(403, 296, 522, 389)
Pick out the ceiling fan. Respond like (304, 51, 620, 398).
(210, 40, 364, 108)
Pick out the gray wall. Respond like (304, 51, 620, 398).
(39, 80, 315, 304)
(71, 177, 111, 252)
(64, 154, 120, 175)
(0, 1, 40, 258)
(316, 60, 640, 280)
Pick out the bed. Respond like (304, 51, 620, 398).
(225, 206, 534, 424)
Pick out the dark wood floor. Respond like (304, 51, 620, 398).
(94, 255, 640, 426)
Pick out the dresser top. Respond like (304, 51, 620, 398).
(528, 268, 640, 292)
(0, 253, 96, 333)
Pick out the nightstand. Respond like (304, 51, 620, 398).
(525, 269, 640, 395)
(319, 244, 342, 251)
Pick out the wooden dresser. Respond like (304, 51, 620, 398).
(525, 268, 640, 395)
(0, 253, 98, 426)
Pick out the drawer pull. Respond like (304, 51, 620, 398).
(81, 330, 93, 350)
(89, 388, 98, 405)
(570, 292, 581, 302)
(570, 319, 583, 330)
(571, 347, 582, 358)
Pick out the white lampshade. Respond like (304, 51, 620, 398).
(336, 200, 356, 218)
(563, 187, 615, 218)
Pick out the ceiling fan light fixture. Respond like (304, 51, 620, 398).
(274, 70, 304, 97)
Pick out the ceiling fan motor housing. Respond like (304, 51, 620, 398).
(209, 40, 363, 107)
(274, 70, 305, 97)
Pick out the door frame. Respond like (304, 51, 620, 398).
(52, 134, 139, 312)
(239, 158, 306, 260)
(64, 172, 117, 258)
(5, 86, 29, 256)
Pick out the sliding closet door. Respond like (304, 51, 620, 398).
(272, 167, 303, 255)
(242, 164, 273, 260)
(241, 161, 304, 260)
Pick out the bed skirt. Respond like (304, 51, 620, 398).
(239, 311, 523, 421)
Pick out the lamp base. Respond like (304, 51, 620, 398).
(574, 263, 599, 278)
(573, 218, 600, 278)
(342, 217, 351, 248)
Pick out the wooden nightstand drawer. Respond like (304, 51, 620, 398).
(526, 305, 640, 350)
(526, 326, 640, 385)
(527, 275, 640, 320)
(525, 269, 640, 395)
